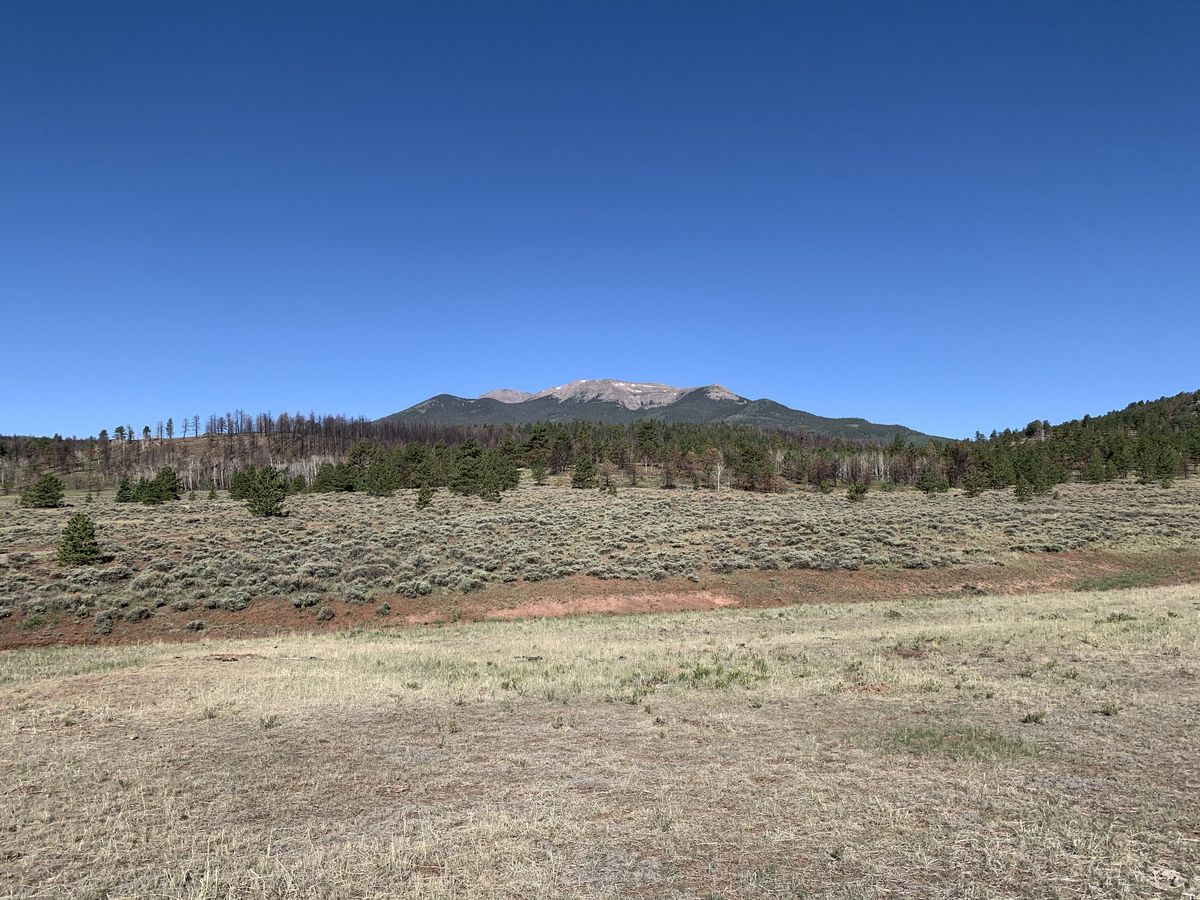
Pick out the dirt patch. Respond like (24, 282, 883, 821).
(3, 546, 1199, 650)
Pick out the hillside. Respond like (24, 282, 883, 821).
(381, 379, 938, 443)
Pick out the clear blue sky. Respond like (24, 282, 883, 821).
(3, 1, 1197, 439)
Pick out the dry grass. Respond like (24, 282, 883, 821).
(3, 478, 1199, 622)
(2, 583, 1198, 898)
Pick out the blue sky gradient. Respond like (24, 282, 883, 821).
(3, 1, 1197, 438)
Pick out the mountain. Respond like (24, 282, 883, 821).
(381, 379, 939, 443)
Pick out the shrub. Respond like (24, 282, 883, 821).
(21, 475, 65, 508)
(94, 609, 116, 635)
(58, 513, 102, 566)
(846, 482, 868, 502)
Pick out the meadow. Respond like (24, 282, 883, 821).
(2, 583, 1197, 897)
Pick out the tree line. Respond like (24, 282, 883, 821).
(4, 390, 1198, 497)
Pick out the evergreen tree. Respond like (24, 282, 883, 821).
(244, 466, 289, 517)
(20, 474, 65, 508)
(491, 449, 521, 490)
(310, 461, 357, 492)
(133, 467, 182, 504)
(155, 467, 181, 500)
(132, 477, 158, 504)
(571, 455, 597, 489)
(479, 471, 502, 503)
(962, 467, 988, 498)
(1014, 477, 1034, 502)
(530, 455, 548, 485)
(1081, 449, 1112, 483)
(846, 482, 868, 502)
(58, 513, 101, 566)
(451, 439, 484, 495)
(207, 484, 217, 500)
(229, 468, 254, 500)
(917, 466, 949, 494)
(363, 457, 399, 496)
(417, 482, 434, 509)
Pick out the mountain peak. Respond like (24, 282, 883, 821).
(531, 379, 692, 410)
(479, 388, 534, 403)
(385, 379, 938, 444)
(479, 378, 746, 411)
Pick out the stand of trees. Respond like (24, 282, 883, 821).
(3, 391, 1198, 497)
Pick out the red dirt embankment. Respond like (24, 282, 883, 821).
(4, 548, 1199, 650)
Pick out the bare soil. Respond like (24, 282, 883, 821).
(4, 546, 1199, 650)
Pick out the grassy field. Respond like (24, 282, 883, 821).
(2, 583, 1198, 898)
(3, 478, 1200, 636)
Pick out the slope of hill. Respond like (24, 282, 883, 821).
(381, 379, 937, 443)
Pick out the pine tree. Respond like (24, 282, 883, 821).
(244, 467, 289, 517)
(1014, 477, 1034, 502)
(152, 467, 182, 501)
(479, 472, 502, 503)
(20, 474, 65, 508)
(229, 468, 254, 500)
(846, 482, 868, 502)
(58, 513, 101, 566)
(207, 484, 217, 500)
(451, 439, 484, 495)
(917, 466, 949, 494)
(363, 458, 399, 496)
(571, 456, 597, 489)
(115, 475, 133, 503)
(417, 482, 434, 509)
(1081, 449, 1112, 483)
(530, 455, 548, 485)
(132, 477, 158, 504)
(962, 468, 987, 497)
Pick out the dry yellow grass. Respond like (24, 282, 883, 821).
(2, 583, 1198, 897)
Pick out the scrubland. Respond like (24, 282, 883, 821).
(2, 479, 1199, 634)
(2, 583, 1198, 897)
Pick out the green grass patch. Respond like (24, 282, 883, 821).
(1072, 569, 1163, 592)
(880, 725, 1033, 761)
